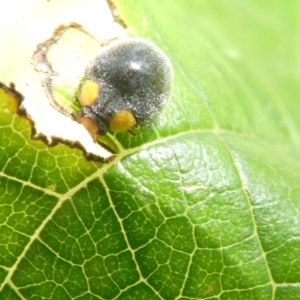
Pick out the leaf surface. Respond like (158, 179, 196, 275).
(1, 0, 300, 299)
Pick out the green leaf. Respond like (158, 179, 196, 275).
(1, 0, 300, 299)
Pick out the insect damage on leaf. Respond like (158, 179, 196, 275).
(30, 23, 121, 162)
(31, 22, 173, 158)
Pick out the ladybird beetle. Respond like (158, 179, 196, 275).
(78, 38, 173, 137)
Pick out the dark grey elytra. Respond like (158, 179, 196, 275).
(78, 38, 173, 135)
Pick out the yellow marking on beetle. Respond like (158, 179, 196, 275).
(79, 80, 100, 106)
(110, 110, 136, 132)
